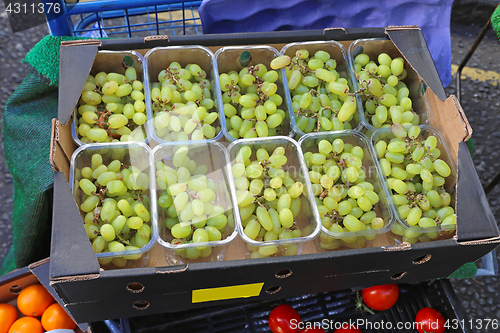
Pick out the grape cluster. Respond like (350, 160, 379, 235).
(76, 152, 152, 267)
(353, 52, 420, 129)
(150, 62, 220, 142)
(220, 62, 286, 140)
(303, 137, 385, 250)
(283, 49, 358, 134)
(77, 66, 147, 143)
(375, 124, 456, 243)
(232, 145, 306, 258)
(156, 147, 230, 260)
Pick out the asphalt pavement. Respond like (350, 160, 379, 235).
(1, 1, 500, 331)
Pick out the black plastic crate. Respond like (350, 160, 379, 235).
(91, 279, 467, 333)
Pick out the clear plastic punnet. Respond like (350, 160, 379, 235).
(348, 38, 432, 135)
(69, 142, 157, 268)
(298, 130, 395, 251)
(214, 45, 293, 142)
(72, 50, 150, 147)
(226, 136, 321, 258)
(153, 141, 237, 264)
(144, 45, 224, 145)
(371, 125, 457, 244)
(280, 40, 363, 137)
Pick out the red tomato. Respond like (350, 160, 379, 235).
(361, 284, 399, 311)
(415, 307, 446, 333)
(268, 304, 301, 333)
(299, 327, 326, 333)
(333, 324, 362, 333)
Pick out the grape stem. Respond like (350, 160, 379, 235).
(252, 195, 269, 209)
(324, 210, 344, 226)
(289, 59, 311, 76)
(117, 233, 132, 246)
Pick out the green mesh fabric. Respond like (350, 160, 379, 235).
(448, 262, 478, 279)
(492, 5, 500, 41)
(0, 36, 480, 279)
(0, 71, 57, 275)
(23, 35, 93, 86)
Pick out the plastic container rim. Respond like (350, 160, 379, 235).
(226, 135, 322, 247)
(347, 37, 433, 134)
(69, 141, 159, 259)
(280, 40, 364, 137)
(298, 129, 396, 239)
(214, 45, 294, 143)
(151, 140, 239, 250)
(143, 45, 225, 145)
(370, 124, 457, 233)
(71, 50, 151, 147)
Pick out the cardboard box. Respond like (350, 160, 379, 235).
(116, 279, 469, 333)
(49, 27, 500, 323)
(0, 259, 88, 332)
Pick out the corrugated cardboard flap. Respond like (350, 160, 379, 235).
(144, 35, 170, 42)
(51, 172, 101, 280)
(58, 42, 99, 125)
(50, 119, 77, 181)
(385, 26, 447, 101)
(426, 89, 472, 161)
(456, 142, 500, 242)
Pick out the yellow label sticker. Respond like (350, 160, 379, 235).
(192, 282, 264, 303)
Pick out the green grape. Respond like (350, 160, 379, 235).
(343, 215, 364, 232)
(92, 236, 106, 253)
(100, 224, 116, 242)
(367, 78, 384, 97)
(79, 178, 97, 196)
(318, 140, 332, 155)
(171, 222, 193, 239)
(337, 200, 352, 216)
(407, 207, 422, 226)
(81, 195, 99, 213)
(433, 159, 451, 177)
(279, 208, 294, 229)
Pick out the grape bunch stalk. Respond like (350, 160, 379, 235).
(303, 137, 385, 250)
(77, 62, 147, 144)
(76, 152, 152, 268)
(220, 60, 286, 140)
(156, 146, 230, 261)
(150, 62, 220, 142)
(232, 145, 306, 258)
(353, 52, 420, 129)
(276, 49, 358, 134)
(375, 124, 456, 243)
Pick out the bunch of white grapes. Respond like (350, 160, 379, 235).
(303, 138, 385, 250)
(77, 66, 147, 143)
(375, 124, 456, 243)
(150, 62, 220, 142)
(156, 146, 230, 260)
(75, 152, 152, 268)
(220, 60, 287, 140)
(281, 49, 358, 134)
(232, 145, 306, 258)
(354, 52, 420, 129)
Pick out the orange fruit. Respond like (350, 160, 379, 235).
(41, 303, 76, 331)
(16, 284, 55, 317)
(8, 317, 43, 333)
(0, 303, 18, 333)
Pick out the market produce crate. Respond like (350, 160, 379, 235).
(0, 259, 86, 332)
(91, 279, 469, 333)
(49, 27, 500, 324)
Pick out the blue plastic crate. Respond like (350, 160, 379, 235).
(43, 0, 202, 37)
